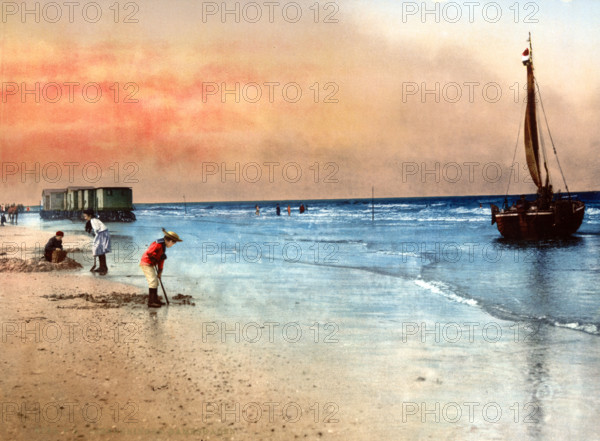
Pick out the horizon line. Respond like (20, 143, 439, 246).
(15, 189, 600, 207)
(134, 190, 600, 206)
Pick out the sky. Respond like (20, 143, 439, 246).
(0, 0, 599, 204)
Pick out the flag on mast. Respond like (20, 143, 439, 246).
(522, 48, 531, 65)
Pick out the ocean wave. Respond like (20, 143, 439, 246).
(414, 279, 479, 307)
(134, 200, 593, 229)
(417, 217, 488, 222)
(450, 207, 488, 215)
(553, 321, 600, 335)
(375, 249, 420, 258)
(414, 279, 600, 337)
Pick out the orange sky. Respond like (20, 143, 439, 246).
(1, 0, 599, 204)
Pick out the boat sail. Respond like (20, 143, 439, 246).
(524, 46, 543, 190)
(491, 35, 585, 240)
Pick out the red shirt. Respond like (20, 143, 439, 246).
(140, 240, 166, 270)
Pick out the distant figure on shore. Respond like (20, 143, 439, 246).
(276, 204, 281, 216)
(255, 205, 260, 216)
(83, 210, 111, 275)
(140, 229, 183, 308)
(7, 205, 18, 224)
(44, 231, 66, 263)
(0, 213, 5, 226)
(287, 205, 291, 216)
(299, 204, 305, 214)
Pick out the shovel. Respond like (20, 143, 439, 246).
(155, 265, 170, 305)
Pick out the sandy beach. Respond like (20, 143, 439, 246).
(0, 225, 404, 440)
(3, 220, 600, 441)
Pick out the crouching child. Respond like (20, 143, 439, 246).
(140, 228, 183, 308)
(44, 231, 66, 262)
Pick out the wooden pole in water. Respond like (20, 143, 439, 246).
(371, 186, 374, 221)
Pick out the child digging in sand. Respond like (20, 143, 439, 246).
(44, 231, 66, 262)
(140, 228, 183, 308)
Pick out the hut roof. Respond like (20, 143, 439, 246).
(96, 186, 133, 190)
(66, 186, 95, 191)
(41, 188, 67, 195)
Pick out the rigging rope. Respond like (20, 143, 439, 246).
(535, 79, 571, 198)
(535, 88, 552, 188)
(505, 98, 527, 198)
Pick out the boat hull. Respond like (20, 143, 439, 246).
(491, 200, 585, 240)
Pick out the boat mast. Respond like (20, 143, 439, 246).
(530, 34, 552, 193)
(509, 34, 571, 203)
(531, 32, 572, 199)
(523, 33, 543, 192)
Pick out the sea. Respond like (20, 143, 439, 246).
(17, 192, 600, 439)
(21, 192, 600, 337)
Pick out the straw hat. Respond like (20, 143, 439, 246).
(162, 228, 183, 242)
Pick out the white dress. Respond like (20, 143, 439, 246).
(90, 218, 111, 256)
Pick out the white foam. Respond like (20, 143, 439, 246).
(414, 279, 478, 307)
(554, 322, 599, 335)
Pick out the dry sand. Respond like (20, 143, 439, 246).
(1, 225, 420, 440)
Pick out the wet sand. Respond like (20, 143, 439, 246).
(0, 225, 408, 440)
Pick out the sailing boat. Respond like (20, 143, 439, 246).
(491, 35, 585, 240)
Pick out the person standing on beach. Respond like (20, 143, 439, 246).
(83, 210, 111, 275)
(8, 204, 18, 224)
(140, 229, 182, 308)
(44, 231, 64, 262)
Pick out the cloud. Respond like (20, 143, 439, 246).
(1, 1, 597, 203)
